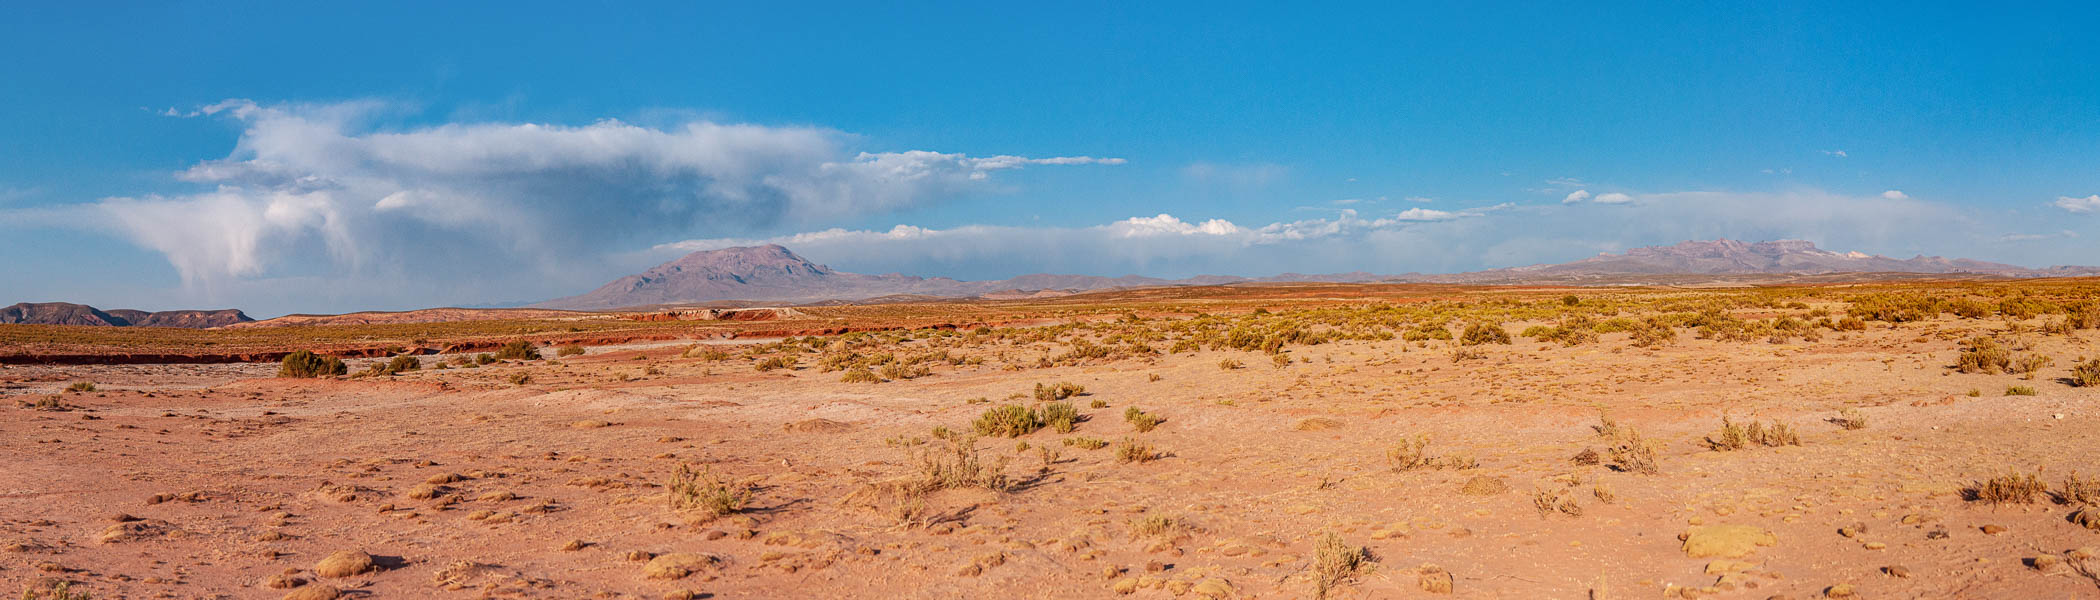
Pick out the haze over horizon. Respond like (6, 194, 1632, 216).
(4, 3, 2098, 316)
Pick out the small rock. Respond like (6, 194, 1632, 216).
(643, 553, 719, 580)
(1883, 565, 1911, 578)
(1980, 524, 2007, 535)
(313, 550, 375, 578)
(282, 585, 341, 600)
(1682, 525, 1778, 558)
(2071, 508, 2100, 530)
(1111, 577, 1140, 595)
(1191, 578, 1235, 599)
(1418, 564, 1453, 594)
(1823, 584, 1858, 599)
(1458, 476, 1508, 496)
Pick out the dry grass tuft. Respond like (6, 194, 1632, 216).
(1704, 416, 1799, 451)
(1965, 472, 2047, 504)
(1114, 437, 1159, 463)
(1312, 532, 1373, 599)
(1124, 407, 1161, 433)
(1603, 424, 1660, 475)
(667, 464, 752, 519)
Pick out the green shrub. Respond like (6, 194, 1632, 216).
(1459, 322, 1511, 346)
(1114, 437, 1158, 463)
(1042, 401, 1080, 433)
(2005, 385, 2037, 396)
(1124, 406, 1161, 432)
(493, 341, 541, 361)
(972, 404, 1043, 438)
(1033, 381, 1085, 401)
(1062, 436, 1108, 450)
(755, 356, 797, 372)
(1953, 337, 2011, 374)
(840, 368, 883, 383)
(279, 350, 347, 378)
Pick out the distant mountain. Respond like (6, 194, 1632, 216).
(1417, 239, 2100, 282)
(535, 240, 2100, 310)
(0, 302, 252, 328)
(532, 244, 1388, 309)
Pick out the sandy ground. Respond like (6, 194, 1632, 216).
(4, 315, 2100, 599)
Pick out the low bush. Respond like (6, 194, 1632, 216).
(279, 350, 347, 378)
(972, 404, 1043, 438)
(493, 340, 541, 361)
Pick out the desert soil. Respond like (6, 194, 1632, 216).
(4, 296, 2099, 599)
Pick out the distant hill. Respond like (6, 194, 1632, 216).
(532, 244, 1388, 310)
(1414, 239, 2100, 283)
(0, 302, 252, 328)
(534, 239, 2100, 310)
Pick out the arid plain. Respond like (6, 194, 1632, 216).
(6, 281, 2100, 599)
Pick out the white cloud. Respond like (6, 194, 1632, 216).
(1821, 149, 1848, 158)
(1562, 189, 1591, 204)
(2000, 230, 2079, 242)
(2056, 195, 2100, 213)
(1392, 208, 1460, 221)
(650, 189, 2054, 283)
(20, 99, 1122, 302)
(1403, 196, 1434, 203)
(1593, 192, 1633, 204)
(1882, 190, 1908, 200)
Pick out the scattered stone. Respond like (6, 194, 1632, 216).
(283, 585, 341, 600)
(643, 553, 720, 580)
(1111, 577, 1139, 595)
(1882, 565, 1910, 578)
(263, 574, 302, 589)
(1823, 584, 1858, 599)
(1458, 476, 1509, 496)
(1681, 525, 1778, 559)
(2071, 508, 2100, 530)
(1705, 559, 1757, 574)
(571, 420, 612, 429)
(1191, 578, 1235, 599)
(314, 550, 376, 578)
(782, 418, 854, 433)
(1293, 417, 1343, 431)
(561, 539, 588, 551)
(1418, 564, 1453, 594)
(1980, 524, 2007, 535)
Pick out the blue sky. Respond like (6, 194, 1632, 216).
(3, 2, 2097, 316)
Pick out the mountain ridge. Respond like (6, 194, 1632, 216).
(534, 239, 2100, 310)
(0, 302, 253, 328)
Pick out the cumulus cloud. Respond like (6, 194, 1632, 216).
(1882, 190, 1908, 200)
(15, 99, 1121, 306)
(2056, 195, 2100, 213)
(1562, 189, 1591, 204)
(1593, 192, 1633, 204)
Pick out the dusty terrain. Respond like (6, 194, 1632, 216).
(5, 282, 2100, 599)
